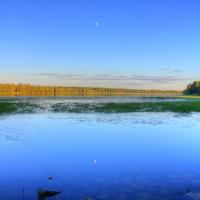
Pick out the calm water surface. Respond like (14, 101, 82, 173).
(0, 97, 200, 200)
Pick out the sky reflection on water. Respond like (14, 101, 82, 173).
(1, 112, 200, 199)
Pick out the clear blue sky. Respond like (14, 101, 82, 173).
(0, 0, 200, 89)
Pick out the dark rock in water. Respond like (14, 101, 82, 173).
(38, 189, 62, 200)
(84, 197, 92, 200)
(48, 176, 53, 180)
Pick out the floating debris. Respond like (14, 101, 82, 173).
(38, 188, 62, 200)
(185, 189, 200, 200)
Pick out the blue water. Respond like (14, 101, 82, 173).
(1, 97, 200, 200)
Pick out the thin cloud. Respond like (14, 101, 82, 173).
(0, 73, 195, 90)
(36, 73, 188, 83)
(160, 67, 184, 74)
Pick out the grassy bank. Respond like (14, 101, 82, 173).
(173, 95, 200, 99)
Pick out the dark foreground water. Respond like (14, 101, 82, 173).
(1, 97, 200, 200)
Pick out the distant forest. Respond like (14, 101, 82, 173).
(184, 81, 200, 95)
(0, 84, 181, 97)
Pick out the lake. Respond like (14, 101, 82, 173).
(0, 97, 200, 200)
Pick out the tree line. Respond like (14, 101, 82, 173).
(184, 81, 200, 95)
(0, 84, 181, 96)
